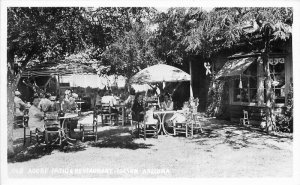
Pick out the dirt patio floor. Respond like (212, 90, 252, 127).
(8, 116, 293, 178)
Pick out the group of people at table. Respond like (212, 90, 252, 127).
(14, 87, 192, 140)
(14, 90, 81, 132)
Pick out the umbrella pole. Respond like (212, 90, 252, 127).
(189, 60, 194, 97)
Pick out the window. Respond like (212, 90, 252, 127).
(233, 76, 258, 103)
(269, 57, 285, 103)
(233, 62, 258, 103)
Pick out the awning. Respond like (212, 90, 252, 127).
(215, 57, 256, 79)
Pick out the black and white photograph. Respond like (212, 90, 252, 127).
(1, 0, 299, 184)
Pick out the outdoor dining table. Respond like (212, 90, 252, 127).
(59, 113, 80, 145)
(153, 110, 183, 135)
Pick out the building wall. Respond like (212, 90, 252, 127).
(228, 52, 292, 123)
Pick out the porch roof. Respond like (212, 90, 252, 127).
(215, 57, 256, 79)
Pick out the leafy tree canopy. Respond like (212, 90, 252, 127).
(184, 7, 293, 57)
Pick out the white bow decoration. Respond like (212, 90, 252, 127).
(204, 62, 211, 75)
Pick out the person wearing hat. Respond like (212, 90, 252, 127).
(14, 91, 28, 117)
(14, 91, 29, 127)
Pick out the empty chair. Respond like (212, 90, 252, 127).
(100, 103, 119, 126)
(80, 109, 98, 142)
(44, 113, 62, 145)
(240, 110, 250, 125)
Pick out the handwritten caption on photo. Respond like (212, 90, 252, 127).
(10, 167, 171, 176)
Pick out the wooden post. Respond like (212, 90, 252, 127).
(257, 56, 265, 106)
(189, 59, 193, 98)
(57, 74, 61, 96)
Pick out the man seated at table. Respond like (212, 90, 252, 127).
(101, 90, 118, 113)
(131, 93, 145, 123)
(39, 93, 54, 113)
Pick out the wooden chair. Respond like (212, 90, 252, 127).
(44, 113, 62, 145)
(138, 118, 158, 140)
(124, 106, 133, 126)
(240, 110, 250, 125)
(173, 98, 202, 137)
(173, 111, 191, 137)
(80, 109, 98, 142)
(100, 103, 119, 126)
(135, 108, 157, 140)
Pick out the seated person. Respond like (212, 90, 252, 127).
(61, 93, 70, 112)
(28, 96, 45, 132)
(95, 90, 102, 109)
(61, 91, 78, 112)
(124, 88, 135, 108)
(160, 93, 174, 126)
(101, 90, 117, 106)
(38, 93, 54, 112)
(49, 96, 60, 112)
(131, 93, 145, 123)
(143, 105, 158, 126)
(168, 101, 190, 125)
(145, 89, 159, 109)
(68, 93, 78, 111)
(101, 90, 118, 113)
(14, 91, 30, 126)
(160, 93, 174, 111)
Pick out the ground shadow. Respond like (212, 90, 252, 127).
(191, 118, 292, 150)
(90, 127, 153, 150)
(8, 141, 87, 163)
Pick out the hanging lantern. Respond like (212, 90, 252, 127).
(212, 82, 216, 89)
(239, 75, 243, 89)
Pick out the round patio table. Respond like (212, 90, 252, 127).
(59, 113, 79, 145)
(153, 110, 183, 135)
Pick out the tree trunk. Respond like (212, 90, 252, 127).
(7, 50, 22, 157)
(7, 75, 16, 157)
(262, 24, 276, 134)
(262, 53, 275, 133)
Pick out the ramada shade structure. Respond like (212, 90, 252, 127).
(21, 61, 97, 77)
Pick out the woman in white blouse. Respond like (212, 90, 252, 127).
(28, 96, 45, 132)
(160, 93, 174, 111)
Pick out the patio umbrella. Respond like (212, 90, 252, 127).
(129, 64, 191, 84)
(129, 63, 193, 97)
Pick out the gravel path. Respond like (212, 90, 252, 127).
(8, 117, 293, 178)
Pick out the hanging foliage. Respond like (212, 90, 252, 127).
(205, 80, 230, 119)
